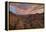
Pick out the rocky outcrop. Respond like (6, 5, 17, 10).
(9, 12, 44, 30)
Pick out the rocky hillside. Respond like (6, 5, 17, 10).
(9, 12, 44, 30)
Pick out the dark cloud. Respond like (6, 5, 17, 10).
(16, 4, 32, 9)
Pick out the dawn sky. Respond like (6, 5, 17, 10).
(10, 3, 44, 15)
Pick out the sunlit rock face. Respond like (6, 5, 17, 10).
(10, 3, 44, 15)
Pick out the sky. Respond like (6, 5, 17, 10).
(16, 4, 32, 9)
(10, 5, 16, 14)
(9, 3, 44, 15)
(9, 4, 32, 15)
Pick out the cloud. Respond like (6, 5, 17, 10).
(16, 4, 32, 9)
(10, 5, 16, 14)
(9, 3, 44, 15)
